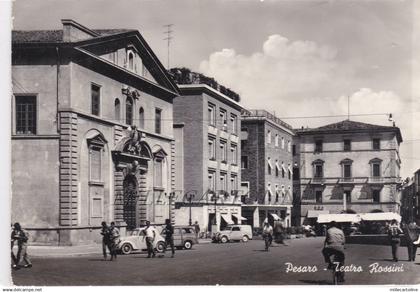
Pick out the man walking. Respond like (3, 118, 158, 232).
(108, 222, 120, 261)
(262, 221, 273, 251)
(162, 219, 175, 258)
(194, 221, 200, 240)
(388, 219, 403, 262)
(100, 221, 111, 260)
(403, 222, 418, 261)
(143, 220, 156, 258)
(11, 223, 32, 268)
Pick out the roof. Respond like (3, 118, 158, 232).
(296, 119, 402, 143)
(12, 29, 135, 43)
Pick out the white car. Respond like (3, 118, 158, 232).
(213, 225, 253, 243)
(118, 227, 166, 255)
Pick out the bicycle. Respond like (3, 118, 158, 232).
(329, 255, 344, 285)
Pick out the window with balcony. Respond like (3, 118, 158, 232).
(341, 159, 353, 181)
(208, 136, 216, 160)
(315, 139, 323, 153)
(372, 190, 380, 203)
(91, 84, 101, 116)
(344, 139, 351, 151)
(373, 138, 381, 150)
(241, 156, 248, 169)
(208, 103, 216, 126)
(316, 190, 323, 203)
(15, 95, 37, 135)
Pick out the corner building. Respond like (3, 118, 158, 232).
(12, 20, 179, 245)
(295, 120, 403, 225)
(173, 83, 244, 233)
(240, 110, 294, 228)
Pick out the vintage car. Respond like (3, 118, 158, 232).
(118, 227, 166, 255)
(161, 226, 198, 250)
(212, 225, 253, 243)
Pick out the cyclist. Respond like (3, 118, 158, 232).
(262, 221, 273, 251)
(322, 221, 345, 283)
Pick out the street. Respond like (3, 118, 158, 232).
(11, 237, 420, 286)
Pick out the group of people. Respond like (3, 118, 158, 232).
(11, 222, 32, 269)
(261, 220, 288, 251)
(387, 219, 420, 262)
(100, 221, 121, 261)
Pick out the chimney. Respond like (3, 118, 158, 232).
(61, 19, 99, 42)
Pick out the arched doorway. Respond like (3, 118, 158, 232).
(123, 174, 138, 230)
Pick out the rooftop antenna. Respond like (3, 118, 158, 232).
(347, 95, 350, 120)
(163, 24, 173, 69)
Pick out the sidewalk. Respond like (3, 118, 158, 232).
(14, 239, 213, 258)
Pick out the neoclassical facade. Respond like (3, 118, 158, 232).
(12, 19, 179, 245)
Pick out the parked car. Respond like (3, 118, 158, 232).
(162, 226, 198, 250)
(118, 227, 166, 255)
(212, 225, 253, 243)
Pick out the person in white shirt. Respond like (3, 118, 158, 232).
(262, 221, 273, 251)
(142, 221, 156, 258)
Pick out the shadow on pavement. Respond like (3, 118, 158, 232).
(299, 279, 334, 285)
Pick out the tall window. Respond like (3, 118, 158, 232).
(344, 139, 351, 151)
(114, 98, 121, 122)
(125, 97, 133, 125)
(344, 190, 351, 203)
(282, 162, 285, 178)
(313, 160, 324, 178)
(155, 108, 162, 134)
(315, 139, 323, 152)
(287, 141, 291, 152)
(281, 137, 285, 149)
(208, 103, 216, 126)
(89, 146, 102, 182)
(275, 134, 279, 147)
(15, 95, 36, 134)
(267, 130, 272, 144)
(372, 163, 381, 177)
(139, 107, 145, 129)
(372, 190, 380, 203)
(154, 158, 163, 187)
(127, 50, 134, 71)
(231, 144, 237, 164)
(373, 138, 380, 150)
(91, 84, 100, 116)
(208, 171, 216, 192)
(288, 164, 292, 179)
(316, 190, 323, 203)
(275, 160, 279, 177)
(230, 175, 237, 192)
(220, 141, 227, 163)
(208, 136, 216, 160)
(343, 164, 352, 178)
(230, 114, 237, 134)
(220, 108, 227, 130)
(292, 145, 296, 156)
(241, 156, 248, 169)
(267, 157, 272, 175)
(220, 173, 227, 192)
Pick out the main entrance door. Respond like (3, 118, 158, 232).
(123, 174, 138, 230)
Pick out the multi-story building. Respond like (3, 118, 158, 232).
(12, 19, 180, 245)
(400, 169, 420, 223)
(240, 110, 294, 228)
(171, 68, 244, 233)
(294, 120, 403, 225)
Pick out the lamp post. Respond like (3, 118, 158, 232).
(168, 192, 176, 223)
(186, 192, 195, 226)
(212, 192, 220, 231)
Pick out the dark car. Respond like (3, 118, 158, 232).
(162, 226, 198, 250)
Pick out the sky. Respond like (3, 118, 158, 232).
(10, 0, 420, 179)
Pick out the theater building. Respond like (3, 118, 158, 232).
(12, 19, 179, 245)
(294, 120, 403, 225)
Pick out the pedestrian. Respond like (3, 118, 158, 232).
(403, 222, 419, 261)
(262, 221, 273, 251)
(322, 221, 345, 282)
(100, 221, 111, 260)
(11, 224, 18, 269)
(108, 222, 120, 261)
(388, 219, 403, 262)
(162, 219, 175, 258)
(194, 221, 200, 239)
(11, 222, 32, 268)
(142, 220, 156, 258)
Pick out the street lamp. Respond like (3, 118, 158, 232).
(186, 192, 195, 226)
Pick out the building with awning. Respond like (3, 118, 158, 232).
(241, 110, 294, 228)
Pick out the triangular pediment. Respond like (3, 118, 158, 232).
(74, 31, 179, 94)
